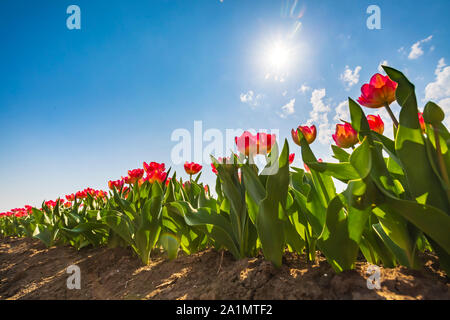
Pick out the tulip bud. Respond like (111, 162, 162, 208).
(291, 125, 317, 146)
(423, 102, 445, 125)
(367, 115, 384, 135)
(332, 123, 358, 149)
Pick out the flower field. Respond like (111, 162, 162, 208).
(1, 66, 450, 284)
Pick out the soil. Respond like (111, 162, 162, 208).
(0, 237, 449, 300)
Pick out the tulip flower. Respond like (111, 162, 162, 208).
(76, 190, 87, 199)
(418, 112, 426, 133)
(256, 132, 276, 155)
(367, 115, 384, 135)
(235, 131, 258, 156)
(291, 125, 317, 146)
(126, 169, 145, 184)
(66, 194, 75, 202)
(184, 162, 202, 176)
(332, 123, 358, 149)
(211, 163, 218, 174)
(147, 169, 167, 184)
(108, 179, 124, 191)
(289, 153, 295, 165)
(96, 190, 108, 199)
(358, 73, 399, 128)
(143, 162, 165, 174)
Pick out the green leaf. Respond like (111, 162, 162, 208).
(350, 137, 372, 179)
(102, 210, 135, 247)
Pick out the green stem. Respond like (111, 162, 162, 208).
(384, 103, 399, 129)
(433, 125, 450, 203)
(135, 182, 141, 210)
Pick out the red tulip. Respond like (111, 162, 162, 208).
(418, 112, 426, 133)
(289, 153, 295, 165)
(76, 190, 87, 199)
(204, 185, 209, 193)
(64, 202, 72, 208)
(126, 169, 144, 184)
(147, 169, 167, 184)
(235, 131, 258, 156)
(211, 163, 218, 174)
(184, 162, 202, 175)
(291, 125, 317, 146)
(256, 132, 276, 155)
(143, 162, 165, 174)
(108, 179, 124, 191)
(357, 73, 398, 109)
(367, 115, 384, 135)
(45, 200, 57, 208)
(332, 123, 358, 149)
(66, 194, 75, 202)
(96, 190, 108, 199)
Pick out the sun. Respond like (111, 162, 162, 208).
(262, 40, 295, 75)
(268, 42, 290, 69)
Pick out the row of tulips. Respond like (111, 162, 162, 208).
(1, 66, 449, 276)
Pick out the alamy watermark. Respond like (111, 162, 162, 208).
(67, 5, 81, 30)
(366, 265, 381, 290)
(170, 121, 280, 173)
(366, 5, 381, 30)
(66, 264, 81, 289)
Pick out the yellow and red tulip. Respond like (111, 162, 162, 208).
(184, 162, 202, 175)
(291, 125, 317, 146)
(126, 169, 145, 184)
(357, 73, 398, 109)
(332, 123, 358, 149)
(367, 114, 384, 135)
(418, 112, 426, 133)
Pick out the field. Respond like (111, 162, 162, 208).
(1, 67, 450, 300)
(1, 237, 448, 300)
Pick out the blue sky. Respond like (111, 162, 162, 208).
(1, 0, 449, 211)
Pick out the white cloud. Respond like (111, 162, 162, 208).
(298, 84, 311, 94)
(378, 60, 389, 74)
(307, 89, 333, 144)
(282, 90, 288, 97)
(425, 58, 450, 101)
(425, 58, 450, 127)
(340, 65, 362, 90)
(438, 98, 450, 128)
(280, 98, 295, 118)
(334, 100, 350, 122)
(240, 90, 263, 107)
(408, 35, 433, 60)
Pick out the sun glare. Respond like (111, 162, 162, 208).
(265, 41, 293, 72)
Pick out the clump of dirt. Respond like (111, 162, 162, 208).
(0, 237, 448, 300)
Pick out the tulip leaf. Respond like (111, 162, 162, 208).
(384, 66, 450, 212)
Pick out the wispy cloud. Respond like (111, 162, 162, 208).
(425, 58, 450, 127)
(279, 98, 296, 118)
(340, 65, 362, 90)
(240, 90, 263, 107)
(298, 84, 311, 94)
(378, 60, 389, 74)
(334, 100, 350, 122)
(408, 35, 433, 60)
(307, 89, 333, 144)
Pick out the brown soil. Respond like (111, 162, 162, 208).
(0, 237, 449, 300)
